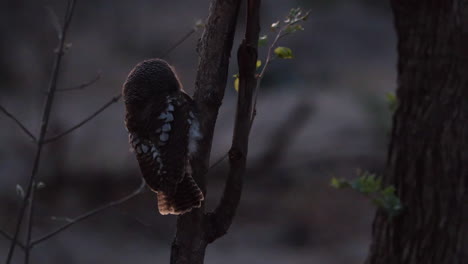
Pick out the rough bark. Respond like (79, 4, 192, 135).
(170, 0, 248, 263)
(366, 1, 468, 264)
(205, 0, 260, 243)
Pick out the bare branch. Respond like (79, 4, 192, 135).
(42, 93, 121, 144)
(205, 0, 261, 244)
(250, 25, 282, 126)
(45, 6, 62, 39)
(56, 72, 101, 92)
(209, 152, 229, 170)
(0, 229, 25, 250)
(170, 0, 242, 262)
(5, 1, 77, 263)
(31, 180, 146, 247)
(0, 105, 37, 142)
(161, 28, 197, 59)
(0, 229, 13, 241)
(251, 9, 310, 126)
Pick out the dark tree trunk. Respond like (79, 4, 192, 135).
(366, 1, 468, 264)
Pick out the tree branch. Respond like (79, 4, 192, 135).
(42, 93, 121, 144)
(55, 72, 101, 92)
(0, 229, 25, 250)
(5, 1, 77, 263)
(30, 180, 146, 247)
(205, 0, 261, 244)
(170, 0, 242, 263)
(0, 105, 37, 142)
(161, 28, 197, 59)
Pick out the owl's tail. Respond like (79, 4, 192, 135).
(157, 175, 204, 215)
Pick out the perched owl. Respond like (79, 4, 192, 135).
(123, 59, 204, 215)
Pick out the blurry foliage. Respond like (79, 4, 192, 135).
(385, 92, 398, 113)
(233, 7, 309, 91)
(331, 169, 403, 218)
(274, 47, 293, 59)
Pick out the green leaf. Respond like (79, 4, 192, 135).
(285, 24, 304, 33)
(330, 169, 403, 218)
(271, 21, 280, 30)
(274, 46, 293, 59)
(386, 92, 398, 113)
(330, 177, 350, 189)
(256, 60, 262, 69)
(234, 77, 239, 92)
(258, 35, 268, 47)
(381, 185, 396, 196)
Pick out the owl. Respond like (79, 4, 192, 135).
(123, 59, 204, 215)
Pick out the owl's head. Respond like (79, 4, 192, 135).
(123, 59, 181, 104)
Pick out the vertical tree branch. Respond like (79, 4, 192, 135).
(204, 0, 260, 243)
(5, 1, 77, 263)
(170, 0, 242, 263)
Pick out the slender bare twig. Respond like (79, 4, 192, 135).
(45, 6, 61, 38)
(161, 28, 197, 59)
(0, 229, 13, 241)
(5, 1, 77, 263)
(0, 105, 37, 142)
(56, 72, 101, 92)
(209, 152, 229, 170)
(0, 229, 25, 250)
(30, 180, 146, 247)
(205, 0, 261, 244)
(42, 93, 122, 144)
(250, 10, 310, 126)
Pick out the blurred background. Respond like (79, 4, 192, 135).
(0, 0, 396, 263)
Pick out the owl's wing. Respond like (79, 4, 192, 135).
(129, 94, 192, 195)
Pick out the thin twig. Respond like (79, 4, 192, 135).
(250, 27, 283, 127)
(0, 229, 25, 250)
(45, 6, 61, 39)
(0, 229, 13, 241)
(31, 180, 146, 247)
(250, 10, 310, 126)
(0, 105, 37, 142)
(42, 93, 122, 144)
(161, 28, 197, 59)
(5, 1, 77, 263)
(209, 152, 229, 170)
(56, 72, 101, 92)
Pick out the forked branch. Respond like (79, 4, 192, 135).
(0, 105, 37, 142)
(205, 0, 261, 243)
(31, 180, 146, 247)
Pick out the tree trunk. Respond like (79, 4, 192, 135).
(366, 1, 468, 264)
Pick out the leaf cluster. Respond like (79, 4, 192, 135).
(331, 170, 403, 218)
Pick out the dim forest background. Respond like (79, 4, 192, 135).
(1, 0, 395, 263)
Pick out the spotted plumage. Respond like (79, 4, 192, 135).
(123, 59, 204, 215)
